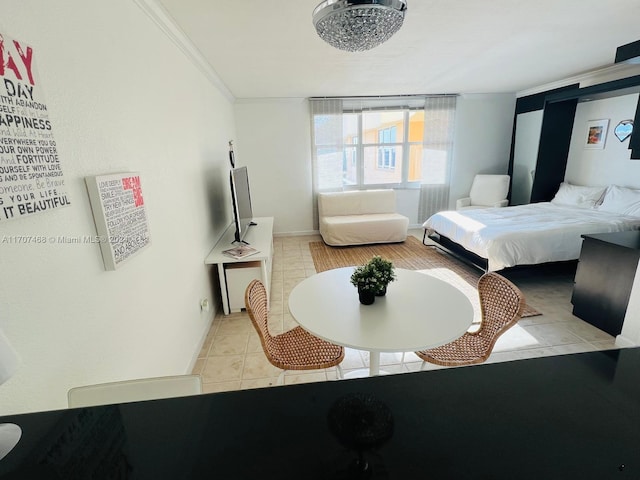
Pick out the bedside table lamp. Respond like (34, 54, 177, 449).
(0, 328, 21, 462)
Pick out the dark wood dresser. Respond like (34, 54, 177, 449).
(571, 230, 640, 336)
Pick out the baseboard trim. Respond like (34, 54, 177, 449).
(187, 313, 215, 375)
(615, 334, 637, 348)
(273, 230, 319, 237)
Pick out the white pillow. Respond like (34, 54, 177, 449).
(551, 182, 606, 209)
(598, 185, 640, 215)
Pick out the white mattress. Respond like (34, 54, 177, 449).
(423, 202, 640, 271)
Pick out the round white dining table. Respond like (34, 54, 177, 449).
(288, 267, 474, 376)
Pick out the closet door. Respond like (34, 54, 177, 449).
(530, 99, 578, 203)
(509, 84, 579, 205)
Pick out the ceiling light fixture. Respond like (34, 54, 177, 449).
(313, 0, 408, 52)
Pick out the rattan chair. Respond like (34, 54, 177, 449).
(245, 279, 345, 385)
(415, 272, 525, 368)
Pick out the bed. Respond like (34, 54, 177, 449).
(423, 183, 640, 272)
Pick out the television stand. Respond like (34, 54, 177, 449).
(205, 217, 274, 315)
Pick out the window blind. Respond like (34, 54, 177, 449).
(310, 95, 457, 226)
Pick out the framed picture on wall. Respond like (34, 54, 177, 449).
(584, 119, 609, 149)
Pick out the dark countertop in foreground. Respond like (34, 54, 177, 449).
(1, 347, 639, 479)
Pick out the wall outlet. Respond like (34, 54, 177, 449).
(200, 298, 210, 312)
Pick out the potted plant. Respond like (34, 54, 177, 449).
(350, 263, 380, 305)
(366, 256, 396, 296)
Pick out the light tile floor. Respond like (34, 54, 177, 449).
(192, 230, 618, 394)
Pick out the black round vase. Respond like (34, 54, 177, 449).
(327, 392, 395, 478)
(358, 289, 375, 305)
(375, 285, 387, 297)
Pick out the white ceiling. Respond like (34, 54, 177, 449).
(156, 0, 640, 99)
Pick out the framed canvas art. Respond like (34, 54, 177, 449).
(584, 119, 609, 149)
(85, 172, 151, 270)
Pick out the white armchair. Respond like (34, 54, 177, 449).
(456, 174, 510, 210)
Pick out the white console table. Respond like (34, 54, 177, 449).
(205, 217, 273, 315)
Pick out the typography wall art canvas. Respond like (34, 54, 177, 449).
(0, 33, 70, 222)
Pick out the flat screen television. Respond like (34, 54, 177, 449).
(229, 166, 255, 244)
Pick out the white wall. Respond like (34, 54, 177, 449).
(622, 266, 640, 346)
(0, 0, 235, 414)
(565, 94, 640, 188)
(449, 94, 516, 209)
(234, 94, 516, 232)
(233, 99, 314, 235)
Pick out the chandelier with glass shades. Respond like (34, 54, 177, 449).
(313, 0, 408, 52)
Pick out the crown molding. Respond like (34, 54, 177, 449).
(234, 97, 308, 105)
(517, 63, 640, 98)
(133, 0, 235, 102)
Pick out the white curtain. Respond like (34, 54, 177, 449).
(309, 98, 344, 193)
(309, 98, 344, 228)
(418, 95, 457, 222)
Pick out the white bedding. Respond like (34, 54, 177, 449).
(423, 202, 640, 271)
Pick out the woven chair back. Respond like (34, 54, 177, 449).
(244, 279, 344, 375)
(477, 272, 526, 349)
(244, 279, 275, 349)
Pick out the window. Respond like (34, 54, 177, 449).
(377, 126, 397, 170)
(310, 96, 456, 191)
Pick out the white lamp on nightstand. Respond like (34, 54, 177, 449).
(0, 329, 20, 462)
